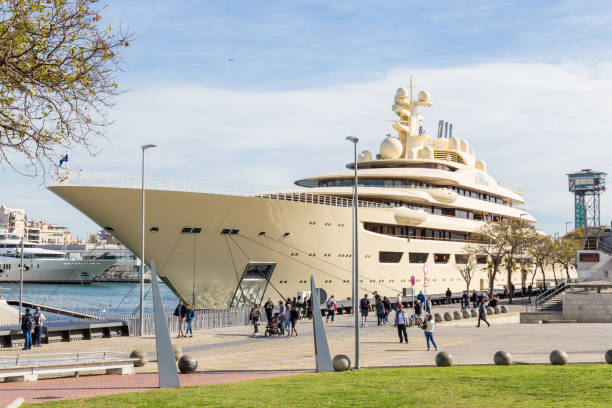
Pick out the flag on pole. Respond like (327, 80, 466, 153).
(59, 154, 68, 166)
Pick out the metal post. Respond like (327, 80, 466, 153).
(19, 238, 24, 322)
(140, 144, 157, 336)
(346, 135, 359, 369)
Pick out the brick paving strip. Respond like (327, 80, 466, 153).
(0, 371, 304, 406)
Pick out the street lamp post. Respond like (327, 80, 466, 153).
(140, 144, 157, 336)
(19, 238, 24, 323)
(345, 135, 359, 370)
(565, 221, 572, 234)
(519, 213, 528, 301)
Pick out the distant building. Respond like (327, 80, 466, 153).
(88, 229, 121, 245)
(0, 204, 73, 245)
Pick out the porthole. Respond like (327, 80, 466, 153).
(149, 227, 159, 233)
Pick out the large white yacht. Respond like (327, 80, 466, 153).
(0, 232, 116, 283)
(49, 85, 540, 308)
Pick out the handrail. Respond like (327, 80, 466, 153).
(50, 173, 389, 209)
(532, 280, 568, 310)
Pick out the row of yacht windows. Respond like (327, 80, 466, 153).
(2, 253, 64, 259)
(317, 178, 510, 206)
(0, 244, 36, 248)
(379, 251, 491, 264)
(366, 199, 511, 222)
(365, 222, 475, 243)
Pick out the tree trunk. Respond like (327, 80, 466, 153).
(541, 266, 546, 290)
(507, 261, 513, 304)
(489, 263, 498, 297)
(551, 264, 558, 286)
(565, 265, 571, 281)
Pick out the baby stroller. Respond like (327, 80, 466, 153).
(264, 314, 283, 336)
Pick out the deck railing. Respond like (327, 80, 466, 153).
(50, 173, 388, 209)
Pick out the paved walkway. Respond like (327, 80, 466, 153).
(1, 302, 611, 405)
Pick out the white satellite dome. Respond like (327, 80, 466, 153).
(380, 137, 403, 159)
(396, 87, 409, 98)
(358, 150, 372, 162)
(418, 90, 430, 102)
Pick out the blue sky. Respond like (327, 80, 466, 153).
(2, 0, 612, 238)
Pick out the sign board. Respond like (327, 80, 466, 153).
(579, 253, 600, 262)
(410, 275, 415, 286)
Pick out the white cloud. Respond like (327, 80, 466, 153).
(2, 61, 611, 237)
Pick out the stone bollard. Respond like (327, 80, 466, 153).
(130, 349, 148, 367)
(453, 311, 462, 320)
(434, 313, 443, 323)
(487, 307, 494, 315)
(172, 344, 182, 361)
(550, 350, 568, 365)
(435, 351, 454, 367)
(332, 354, 351, 371)
(494, 351, 512, 366)
(605, 350, 612, 364)
(500, 305, 508, 313)
(470, 309, 478, 317)
(178, 354, 198, 373)
(443, 312, 454, 321)
(494, 306, 501, 314)
(462, 309, 471, 319)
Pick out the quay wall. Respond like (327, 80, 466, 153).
(562, 292, 612, 323)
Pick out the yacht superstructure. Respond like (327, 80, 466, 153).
(49, 85, 541, 308)
(0, 233, 116, 283)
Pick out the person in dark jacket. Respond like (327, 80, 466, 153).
(477, 299, 490, 328)
(289, 305, 299, 337)
(263, 298, 274, 322)
(185, 304, 195, 337)
(278, 301, 286, 335)
(445, 288, 452, 304)
(174, 299, 187, 337)
(382, 296, 391, 323)
(375, 298, 385, 326)
(21, 308, 33, 350)
(461, 291, 469, 310)
(471, 290, 478, 308)
(250, 305, 261, 335)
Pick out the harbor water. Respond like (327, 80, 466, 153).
(1, 282, 179, 319)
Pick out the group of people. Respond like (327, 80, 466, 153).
(20, 307, 46, 350)
(250, 295, 311, 337)
(459, 290, 492, 328)
(173, 299, 196, 338)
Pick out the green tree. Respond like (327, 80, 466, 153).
(466, 222, 511, 297)
(0, 0, 130, 174)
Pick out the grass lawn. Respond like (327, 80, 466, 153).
(28, 364, 612, 408)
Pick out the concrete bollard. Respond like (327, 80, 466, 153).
(130, 349, 148, 367)
(494, 306, 501, 314)
(434, 313, 443, 323)
(462, 309, 471, 318)
(435, 351, 454, 367)
(332, 354, 351, 371)
(500, 305, 508, 313)
(470, 309, 478, 317)
(486, 307, 494, 315)
(443, 312, 454, 321)
(5, 397, 25, 408)
(605, 349, 612, 364)
(494, 351, 512, 366)
(178, 355, 198, 373)
(172, 344, 182, 361)
(453, 311, 462, 320)
(550, 350, 568, 365)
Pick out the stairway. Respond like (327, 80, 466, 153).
(531, 280, 569, 312)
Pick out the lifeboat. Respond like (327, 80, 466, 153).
(391, 207, 427, 225)
(428, 188, 457, 204)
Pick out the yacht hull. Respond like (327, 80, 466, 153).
(48, 185, 541, 308)
(0, 258, 116, 283)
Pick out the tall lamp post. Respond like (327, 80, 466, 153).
(140, 144, 157, 336)
(519, 213, 528, 299)
(345, 135, 359, 369)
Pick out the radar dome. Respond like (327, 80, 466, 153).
(418, 90, 430, 102)
(396, 87, 408, 98)
(380, 137, 403, 159)
(358, 150, 372, 162)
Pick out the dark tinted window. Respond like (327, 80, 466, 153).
(455, 254, 469, 264)
(379, 251, 403, 263)
(409, 253, 429, 263)
(434, 254, 450, 263)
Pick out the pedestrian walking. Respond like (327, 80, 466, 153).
(471, 290, 478, 309)
(373, 291, 381, 302)
(423, 315, 438, 351)
(382, 296, 391, 324)
(425, 296, 433, 315)
(174, 299, 187, 338)
(21, 308, 33, 350)
(376, 297, 385, 326)
(250, 304, 261, 335)
(296, 295, 303, 318)
(185, 304, 195, 337)
(326, 295, 337, 323)
(284, 302, 292, 336)
(360, 294, 371, 327)
(278, 301, 286, 335)
(445, 288, 452, 304)
(289, 305, 299, 336)
(477, 299, 490, 327)
(33, 307, 45, 347)
(394, 306, 409, 344)
(461, 291, 469, 311)
(416, 290, 426, 306)
(263, 298, 274, 322)
(412, 299, 423, 326)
